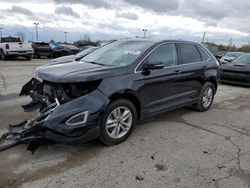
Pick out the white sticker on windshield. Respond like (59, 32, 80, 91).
(124, 50, 141, 55)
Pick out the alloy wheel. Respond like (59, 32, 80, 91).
(106, 106, 133, 139)
(202, 87, 213, 108)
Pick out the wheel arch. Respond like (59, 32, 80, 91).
(108, 91, 141, 120)
(207, 77, 218, 93)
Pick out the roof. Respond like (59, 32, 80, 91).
(117, 38, 201, 45)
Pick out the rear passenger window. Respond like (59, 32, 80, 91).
(179, 44, 201, 64)
(197, 46, 209, 61)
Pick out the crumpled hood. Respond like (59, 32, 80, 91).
(220, 63, 250, 73)
(34, 61, 127, 83)
(49, 55, 76, 65)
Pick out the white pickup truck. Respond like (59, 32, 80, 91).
(0, 36, 34, 60)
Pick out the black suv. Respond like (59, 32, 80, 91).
(32, 42, 53, 58)
(19, 39, 219, 145)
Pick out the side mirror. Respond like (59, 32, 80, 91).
(143, 61, 165, 71)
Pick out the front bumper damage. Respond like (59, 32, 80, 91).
(0, 78, 109, 153)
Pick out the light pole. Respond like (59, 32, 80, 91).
(142, 29, 147, 38)
(0, 27, 3, 42)
(202, 32, 206, 43)
(228, 36, 232, 52)
(34, 22, 39, 41)
(64, 31, 68, 43)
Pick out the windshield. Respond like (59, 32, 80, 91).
(81, 41, 153, 66)
(77, 47, 97, 58)
(233, 54, 250, 64)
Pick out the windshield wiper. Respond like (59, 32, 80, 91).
(83, 61, 114, 67)
(83, 61, 108, 66)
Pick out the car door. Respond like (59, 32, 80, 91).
(140, 43, 186, 116)
(176, 43, 209, 99)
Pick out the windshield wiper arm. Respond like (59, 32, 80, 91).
(83, 61, 108, 66)
(83, 61, 115, 67)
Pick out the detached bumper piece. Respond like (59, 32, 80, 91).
(0, 100, 59, 154)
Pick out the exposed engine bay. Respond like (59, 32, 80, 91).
(0, 78, 106, 153)
(20, 78, 102, 110)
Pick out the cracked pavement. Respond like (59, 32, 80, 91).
(0, 60, 250, 188)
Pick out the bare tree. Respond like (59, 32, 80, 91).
(16, 31, 25, 41)
(84, 34, 90, 42)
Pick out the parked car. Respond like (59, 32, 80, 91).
(49, 46, 98, 65)
(203, 43, 219, 59)
(50, 43, 79, 58)
(78, 45, 95, 51)
(219, 53, 250, 86)
(19, 39, 219, 146)
(219, 52, 243, 65)
(0, 36, 33, 60)
(217, 51, 227, 59)
(32, 42, 53, 58)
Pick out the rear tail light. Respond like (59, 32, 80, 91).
(5, 44, 9, 49)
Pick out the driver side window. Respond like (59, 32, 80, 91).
(147, 43, 177, 66)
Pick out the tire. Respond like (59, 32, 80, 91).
(47, 54, 52, 59)
(193, 82, 215, 112)
(0, 50, 6, 60)
(100, 99, 137, 145)
(25, 55, 32, 61)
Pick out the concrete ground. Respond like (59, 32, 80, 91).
(0, 59, 250, 188)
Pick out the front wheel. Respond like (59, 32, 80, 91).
(0, 50, 6, 60)
(100, 99, 137, 145)
(193, 82, 215, 112)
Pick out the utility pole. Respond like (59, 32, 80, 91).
(31, 32, 33, 41)
(0, 27, 3, 42)
(142, 29, 147, 38)
(228, 37, 232, 52)
(34, 22, 39, 41)
(202, 32, 206, 43)
(64, 31, 68, 43)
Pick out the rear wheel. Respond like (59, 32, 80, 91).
(193, 82, 215, 112)
(100, 99, 137, 145)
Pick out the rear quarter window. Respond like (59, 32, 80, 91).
(197, 46, 209, 61)
(179, 44, 202, 64)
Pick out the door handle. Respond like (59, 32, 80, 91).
(173, 70, 182, 74)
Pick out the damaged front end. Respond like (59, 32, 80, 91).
(0, 78, 109, 153)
